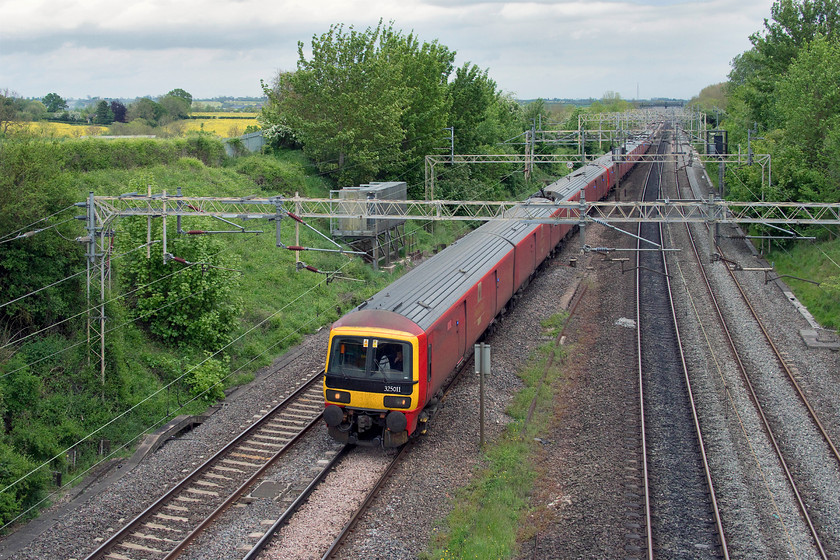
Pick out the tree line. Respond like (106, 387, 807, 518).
(694, 0, 840, 208)
(1, 88, 196, 129)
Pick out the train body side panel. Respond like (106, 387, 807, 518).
(462, 269, 500, 349)
(513, 232, 537, 290)
(426, 302, 467, 398)
(494, 251, 515, 315)
(535, 224, 551, 264)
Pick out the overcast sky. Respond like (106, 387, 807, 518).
(0, 0, 775, 101)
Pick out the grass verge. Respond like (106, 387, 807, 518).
(423, 311, 569, 560)
(766, 236, 840, 331)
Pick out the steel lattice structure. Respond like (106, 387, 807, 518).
(88, 193, 840, 226)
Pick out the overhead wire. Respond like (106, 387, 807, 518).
(0, 233, 260, 378)
(0, 204, 77, 243)
(0, 258, 354, 524)
(0, 241, 173, 351)
(0, 269, 88, 312)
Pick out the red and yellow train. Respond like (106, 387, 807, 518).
(323, 132, 654, 446)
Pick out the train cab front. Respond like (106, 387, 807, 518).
(322, 311, 424, 448)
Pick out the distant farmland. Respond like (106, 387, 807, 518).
(185, 113, 260, 137)
(24, 113, 261, 139)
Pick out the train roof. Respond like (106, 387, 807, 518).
(543, 136, 650, 201)
(349, 202, 556, 331)
(332, 309, 425, 336)
(341, 132, 653, 333)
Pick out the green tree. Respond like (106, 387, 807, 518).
(269, 21, 407, 186)
(522, 98, 550, 130)
(774, 35, 840, 202)
(159, 94, 191, 121)
(42, 93, 67, 113)
(21, 100, 46, 122)
(93, 100, 114, 125)
(379, 29, 455, 184)
(0, 89, 26, 135)
(127, 97, 164, 125)
(166, 88, 193, 107)
(447, 63, 500, 153)
(729, 0, 840, 129)
(688, 83, 728, 125)
(588, 91, 633, 114)
(118, 205, 242, 352)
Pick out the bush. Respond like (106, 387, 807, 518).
(0, 441, 49, 526)
(234, 156, 304, 194)
(181, 134, 226, 166)
(175, 157, 206, 171)
(185, 354, 228, 402)
(117, 212, 243, 352)
(49, 136, 227, 172)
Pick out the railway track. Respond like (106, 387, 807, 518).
(245, 350, 475, 560)
(634, 130, 727, 558)
(83, 371, 325, 560)
(670, 130, 840, 558)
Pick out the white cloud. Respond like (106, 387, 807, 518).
(0, 0, 776, 99)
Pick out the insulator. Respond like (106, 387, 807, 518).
(304, 265, 319, 273)
(287, 245, 306, 251)
(170, 256, 188, 264)
(286, 211, 305, 223)
(186, 230, 206, 235)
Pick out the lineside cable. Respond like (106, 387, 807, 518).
(0, 204, 77, 243)
(0, 233, 260, 377)
(0, 259, 353, 526)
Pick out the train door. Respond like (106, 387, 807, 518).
(457, 300, 466, 358)
(494, 270, 500, 314)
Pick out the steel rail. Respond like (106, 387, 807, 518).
(634, 138, 658, 560)
(83, 370, 326, 560)
(635, 132, 728, 558)
(318, 351, 476, 559)
(320, 443, 412, 560)
(164, 413, 324, 559)
(674, 145, 828, 559)
(720, 259, 840, 468)
(710, 259, 828, 558)
(659, 139, 730, 558)
(241, 444, 353, 560)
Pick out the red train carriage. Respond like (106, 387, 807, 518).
(323, 132, 654, 447)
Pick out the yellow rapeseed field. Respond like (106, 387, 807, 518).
(191, 112, 259, 119)
(182, 116, 260, 138)
(20, 114, 260, 139)
(23, 121, 108, 138)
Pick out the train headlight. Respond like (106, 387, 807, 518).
(328, 390, 351, 404)
(383, 396, 411, 409)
